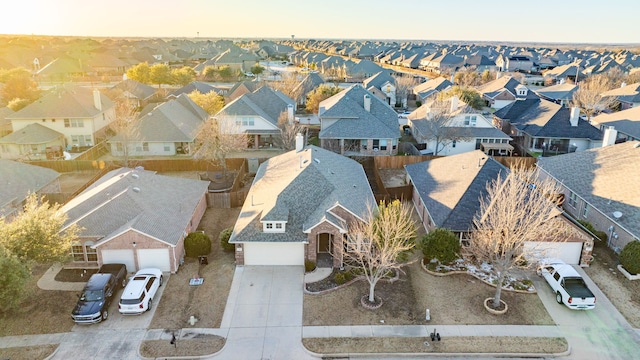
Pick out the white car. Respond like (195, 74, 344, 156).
(118, 268, 163, 315)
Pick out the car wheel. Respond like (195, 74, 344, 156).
(102, 310, 108, 321)
(147, 299, 152, 311)
(556, 292, 563, 304)
(159, 275, 163, 287)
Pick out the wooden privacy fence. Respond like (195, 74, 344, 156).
(374, 155, 537, 170)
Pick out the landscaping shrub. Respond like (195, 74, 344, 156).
(219, 227, 235, 252)
(343, 270, 354, 281)
(184, 232, 211, 257)
(619, 241, 640, 275)
(334, 272, 345, 285)
(415, 100, 422, 107)
(305, 260, 316, 272)
(578, 220, 607, 242)
(420, 228, 460, 264)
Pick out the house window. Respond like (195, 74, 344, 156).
(452, 140, 456, 148)
(475, 139, 481, 150)
(275, 223, 282, 229)
(373, 139, 379, 150)
(464, 116, 477, 126)
(142, 142, 149, 151)
(71, 245, 84, 262)
(568, 192, 578, 208)
(583, 204, 589, 218)
(65, 119, 84, 128)
(164, 145, 170, 152)
(266, 223, 273, 229)
(241, 117, 254, 126)
(380, 139, 387, 150)
(86, 243, 97, 262)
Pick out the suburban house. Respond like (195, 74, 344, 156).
(591, 107, 640, 142)
(537, 141, 640, 253)
(362, 71, 396, 106)
(0, 107, 14, 137)
(476, 75, 538, 110)
(318, 84, 400, 156)
(229, 139, 376, 267)
(534, 82, 577, 107)
(108, 94, 208, 156)
(0, 160, 60, 218)
(408, 97, 512, 156)
(493, 99, 604, 156)
(0, 123, 66, 160)
(463, 55, 497, 72)
(225, 80, 262, 102)
(110, 79, 159, 109)
(495, 55, 535, 72)
(412, 77, 453, 104)
(6, 84, 115, 150)
(292, 72, 325, 106)
(420, 53, 464, 73)
(167, 81, 225, 99)
(405, 150, 594, 265)
(600, 82, 640, 110)
(214, 85, 295, 149)
(542, 64, 584, 84)
(61, 168, 209, 273)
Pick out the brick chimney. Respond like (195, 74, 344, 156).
(364, 94, 371, 112)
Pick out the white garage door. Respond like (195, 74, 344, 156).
(524, 241, 583, 265)
(101, 249, 135, 272)
(137, 248, 171, 272)
(243, 242, 305, 266)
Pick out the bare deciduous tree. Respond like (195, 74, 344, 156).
(108, 93, 140, 168)
(277, 111, 305, 150)
(414, 99, 472, 155)
(572, 74, 617, 121)
(394, 75, 418, 108)
(194, 118, 247, 173)
(270, 72, 303, 103)
(339, 200, 417, 304)
(469, 165, 571, 310)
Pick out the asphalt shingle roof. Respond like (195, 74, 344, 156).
(62, 168, 209, 246)
(0, 123, 63, 144)
(7, 84, 114, 119)
(591, 107, 640, 139)
(537, 141, 640, 238)
(230, 145, 376, 244)
(0, 160, 60, 216)
(405, 150, 508, 231)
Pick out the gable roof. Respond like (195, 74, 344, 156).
(292, 72, 325, 99)
(318, 84, 399, 139)
(591, 106, 640, 139)
(537, 141, 640, 238)
(476, 76, 537, 100)
(62, 168, 209, 246)
(600, 82, 640, 104)
(405, 151, 507, 231)
(111, 79, 157, 101)
(363, 71, 396, 90)
(0, 160, 60, 217)
(216, 85, 294, 126)
(7, 84, 114, 120)
(534, 83, 578, 102)
(230, 145, 375, 243)
(0, 122, 64, 144)
(412, 77, 453, 99)
(111, 94, 207, 143)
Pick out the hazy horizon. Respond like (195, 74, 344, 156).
(2, 0, 639, 45)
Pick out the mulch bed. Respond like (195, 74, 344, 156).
(54, 268, 99, 282)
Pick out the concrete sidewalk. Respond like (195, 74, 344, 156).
(37, 264, 85, 291)
(303, 324, 563, 338)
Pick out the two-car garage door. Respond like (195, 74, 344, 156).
(243, 242, 305, 266)
(524, 241, 584, 265)
(101, 248, 171, 272)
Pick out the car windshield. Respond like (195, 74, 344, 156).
(80, 290, 103, 302)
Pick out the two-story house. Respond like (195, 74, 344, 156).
(5, 85, 115, 152)
(363, 71, 396, 107)
(318, 84, 400, 156)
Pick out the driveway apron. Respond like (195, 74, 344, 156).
(533, 266, 640, 360)
(215, 265, 314, 360)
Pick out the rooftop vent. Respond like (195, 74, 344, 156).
(132, 187, 141, 193)
(131, 173, 139, 179)
(613, 211, 623, 219)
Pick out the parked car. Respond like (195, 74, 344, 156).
(398, 110, 411, 119)
(537, 259, 596, 310)
(118, 268, 163, 315)
(71, 263, 127, 324)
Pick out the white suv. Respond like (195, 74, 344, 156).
(118, 268, 163, 315)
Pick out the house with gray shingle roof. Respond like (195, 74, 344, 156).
(0, 123, 66, 160)
(408, 97, 512, 156)
(363, 71, 396, 106)
(476, 75, 538, 110)
(229, 140, 375, 267)
(167, 81, 225, 99)
(110, 79, 159, 108)
(493, 98, 603, 156)
(537, 141, 640, 252)
(591, 106, 640, 142)
(600, 82, 640, 110)
(292, 72, 325, 106)
(6, 84, 115, 150)
(214, 85, 295, 149)
(412, 77, 452, 103)
(406, 150, 594, 265)
(318, 84, 400, 156)
(534, 83, 577, 107)
(108, 94, 208, 156)
(0, 160, 61, 218)
(61, 167, 209, 272)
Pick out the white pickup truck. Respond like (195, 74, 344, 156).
(537, 259, 596, 310)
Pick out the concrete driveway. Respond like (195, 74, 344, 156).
(533, 266, 640, 360)
(214, 265, 314, 360)
(50, 274, 169, 359)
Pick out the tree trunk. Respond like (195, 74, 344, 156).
(493, 272, 505, 308)
(368, 279, 378, 303)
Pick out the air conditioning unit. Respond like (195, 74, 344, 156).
(373, 148, 379, 152)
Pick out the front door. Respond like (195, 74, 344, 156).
(317, 233, 332, 253)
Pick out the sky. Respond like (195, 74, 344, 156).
(1, 0, 638, 44)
